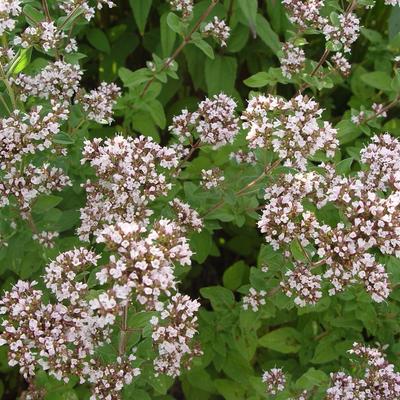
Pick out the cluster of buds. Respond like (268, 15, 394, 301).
(202, 16, 231, 47)
(242, 94, 338, 171)
(170, 93, 239, 148)
(170, 198, 203, 233)
(0, 212, 202, 397)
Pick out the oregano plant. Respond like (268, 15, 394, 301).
(0, 0, 400, 399)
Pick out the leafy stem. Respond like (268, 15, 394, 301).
(140, 0, 219, 98)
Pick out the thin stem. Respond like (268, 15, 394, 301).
(140, 0, 219, 98)
(118, 304, 129, 356)
(0, 93, 11, 114)
(202, 159, 281, 217)
(174, 139, 202, 174)
(41, 0, 52, 22)
(363, 95, 400, 124)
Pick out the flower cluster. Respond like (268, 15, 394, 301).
(281, 43, 305, 79)
(331, 52, 351, 76)
(0, 163, 71, 216)
(13, 61, 83, 102)
(323, 13, 360, 54)
(170, 198, 203, 232)
(14, 22, 77, 53)
(170, 93, 239, 148)
(281, 263, 323, 307)
(282, 0, 326, 30)
(253, 134, 400, 306)
(201, 168, 225, 190)
(0, 0, 21, 34)
(32, 231, 59, 248)
(150, 293, 201, 377)
(242, 94, 338, 170)
(262, 368, 287, 395)
(78, 135, 179, 240)
(230, 149, 257, 165)
(76, 82, 121, 124)
(168, 0, 193, 19)
(202, 17, 231, 47)
(242, 288, 266, 312)
(326, 343, 400, 399)
(59, 0, 115, 21)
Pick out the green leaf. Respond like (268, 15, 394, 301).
(205, 55, 237, 95)
(295, 368, 329, 390)
(238, 0, 258, 37)
(119, 67, 151, 88)
(244, 71, 271, 88)
(258, 327, 301, 353)
(389, 6, 400, 39)
(190, 230, 212, 263)
(128, 311, 155, 328)
(215, 379, 245, 400)
(87, 28, 111, 54)
(361, 71, 393, 92)
(336, 158, 353, 175)
(290, 239, 308, 262)
(144, 99, 166, 128)
(200, 286, 235, 311)
(223, 261, 249, 290)
(7, 48, 32, 76)
(167, 12, 185, 34)
(32, 195, 63, 214)
(191, 35, 214, 59)
(129, 0, 152, 35)
(256, 14, 281, 55)
(23, 4, 44, 25)
(161, 13, 177, 57)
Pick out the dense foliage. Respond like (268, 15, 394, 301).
(0, 0, 400, 399)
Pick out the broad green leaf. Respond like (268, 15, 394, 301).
(161, 13, 177, 57)
(87, 28, 111, 54)
(23, 4, 44, 25)
(238, 0, 258, 37)
(129, 0, 152, 35)
(258, 327, 301, 353)
(119, 67, 151, 88)
(32, 195, 63, 214)
(215, 379, 245, 400)
(361, 71, 393, 92)
(7, 48, 32, 76)
(166, 12, 185, 34)
(244, 71, 271, 88)
(205, 55, 237, 95)
(191, 35, 214, 59)
(200, 286, 235, 311)
(256, 14, 281, 55)
(295, 368, 329, 390)
(223, 261, 249, 290)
